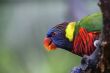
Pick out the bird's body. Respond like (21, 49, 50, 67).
(43, 12, 103, 57)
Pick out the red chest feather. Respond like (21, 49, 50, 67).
(72, 28, 100, 56)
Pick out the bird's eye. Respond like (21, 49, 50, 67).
(51, 32, 56, 36)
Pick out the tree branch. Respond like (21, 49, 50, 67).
(98, 0, 110, 72)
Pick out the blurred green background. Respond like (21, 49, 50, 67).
(0, 0, 100, 73)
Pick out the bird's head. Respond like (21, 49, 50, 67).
(43, 22, 76, 52)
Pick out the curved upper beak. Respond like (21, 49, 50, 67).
(43, 37, 57, 51)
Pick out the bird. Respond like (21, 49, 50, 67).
(43, 12, 103, 57)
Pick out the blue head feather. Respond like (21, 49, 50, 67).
(46, 22, 73, 51)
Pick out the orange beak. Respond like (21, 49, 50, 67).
(43, 37, 57, 51)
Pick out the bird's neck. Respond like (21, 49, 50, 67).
(65, 22, 76, 42)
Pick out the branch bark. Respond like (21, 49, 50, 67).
(98, 0, 110, 72)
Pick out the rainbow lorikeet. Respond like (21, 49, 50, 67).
(43, 13, 103, 56)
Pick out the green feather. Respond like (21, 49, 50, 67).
(78, 12, 103, 32)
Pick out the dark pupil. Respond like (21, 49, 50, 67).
(47, 32, 56, 37)
(51, 32, 56, 36)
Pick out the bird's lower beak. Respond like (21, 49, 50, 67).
(43, 37, 57, 51)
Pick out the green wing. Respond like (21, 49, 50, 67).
(78, 12, 103, 32)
